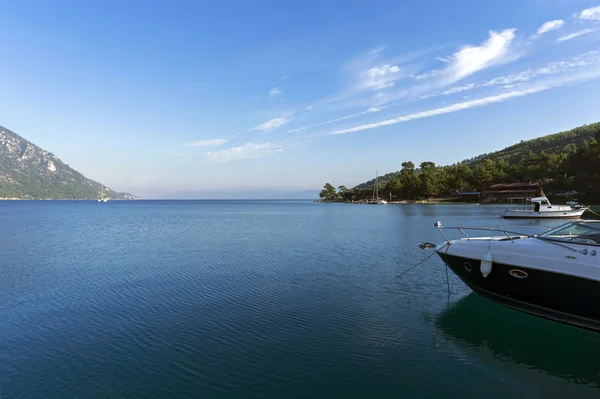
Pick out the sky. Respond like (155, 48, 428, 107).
(1, 0, 600, 199)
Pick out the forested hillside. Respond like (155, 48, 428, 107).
(320, 122, 600, 202)
(0, 126, 139, 200)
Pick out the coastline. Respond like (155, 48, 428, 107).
(315, 198, 600, 209)
(0, 198, 140, 201)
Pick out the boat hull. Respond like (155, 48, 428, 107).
(502, 208, 587, 219)
(437, 251, 600, 332)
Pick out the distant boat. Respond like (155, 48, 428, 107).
(367, 170, 387, 205)
(502, 196, 587, 219)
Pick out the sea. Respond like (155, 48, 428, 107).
(2, 200, 600, 398)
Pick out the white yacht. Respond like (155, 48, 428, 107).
(423, 220, 600, 332)
(502, 196, 587, 219)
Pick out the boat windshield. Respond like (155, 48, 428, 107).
(538, 221, 600, 246)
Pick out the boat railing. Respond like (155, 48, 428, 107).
(433, 221, 554, 243)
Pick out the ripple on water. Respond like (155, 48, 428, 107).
(2, 201, 598, 398)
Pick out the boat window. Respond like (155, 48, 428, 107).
(538, 222, 600, 245)
(534, 202, 540, 212)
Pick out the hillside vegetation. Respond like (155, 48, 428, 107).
(320, 122, 600, 202)
(0, 126, 139, 200)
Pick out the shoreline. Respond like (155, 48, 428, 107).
(315, 199, 600, 208)
(0, 198, 140, 201)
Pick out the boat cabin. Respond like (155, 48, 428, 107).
(508, 196, 571, 212)
(530, 196, 550, 212)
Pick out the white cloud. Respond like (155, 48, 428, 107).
(341, 45, 387, 73)
(249, 115, 293, 132)
(436, 56, 450, 63)
(328, 88, 543, 135)
(442, 29, 517, 84)
(361, 64, 402, 90)
(328, 45, 407, 102)
(536, 20, 564, 36)
(441, 83, 476, 95)
(185, 138, 228, 147)
(287, 107, 386, 133)
(268, 88, 282, 97)
(557, 28, 600, 43)
(328, 67, 600, 136)
(485, 51, 599, 85)
(411, 70, 441, 80)
(204, 142, 285, 162)
(416, 51, 600, 101)
(579, 5, 600, 21)
(402, 28, 518, 102)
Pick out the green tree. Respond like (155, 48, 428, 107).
(387, 176, 403, 200)
(399, 161, 419, 199)
(319, 183, 337, 199)
(419, 161, 440, 198)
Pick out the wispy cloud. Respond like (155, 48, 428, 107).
(328, 45, 426, 103)
(329, 89, 543, 135)
(436, 56, 450, 63)
(411, 70, 441, 80)
(419, 83, 476, 100)
(360, 64, 402, 90)
(268, 88, 282, 97)
(485, 51, 599, 85)
(204, 142, 285, 162)
(412, 29, 517, 83)
(557, 27, 600, 43)
(400, 29, 518, 102)
(328, 68, 600, 136)
(185, 138, 228, 147)
(249, 115, 293, 132)
(288, 107, 385, 133)
(579, 5, 600, 21)
(416, 51, 600, 100)
(534, 19, 564, 37)
(441, 29, 517, 84)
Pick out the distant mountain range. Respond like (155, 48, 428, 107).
(0, 126, 139, 200)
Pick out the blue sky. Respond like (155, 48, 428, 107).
(1, 0, 600, 198)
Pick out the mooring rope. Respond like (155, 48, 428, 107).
(587, 208, 600, 218)
(398, 243, 449, 281)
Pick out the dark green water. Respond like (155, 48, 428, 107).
(2, 200, 600, 398)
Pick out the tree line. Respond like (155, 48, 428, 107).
(320, 123, 600, 202)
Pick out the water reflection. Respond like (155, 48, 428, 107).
(435, 294, 600, 395)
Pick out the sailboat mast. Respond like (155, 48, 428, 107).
(375, 170, 378, 199)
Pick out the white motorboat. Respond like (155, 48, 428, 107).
(424, 220, 600, 332)
(502, 196, 587, 219)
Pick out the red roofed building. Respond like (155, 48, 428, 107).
(482, 182, 543, 201)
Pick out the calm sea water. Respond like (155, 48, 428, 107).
(2, 200, 600, 398)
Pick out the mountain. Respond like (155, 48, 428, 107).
(0, 126, 139, 200)
(354, 122, 600, 190)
